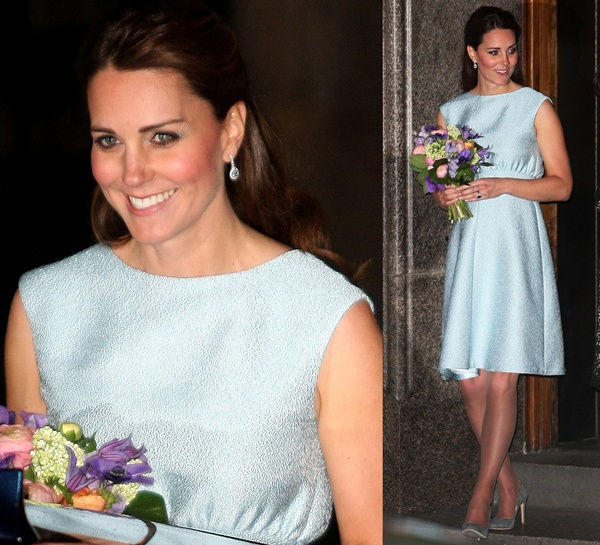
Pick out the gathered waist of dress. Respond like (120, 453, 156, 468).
(475, 168, 541, 181)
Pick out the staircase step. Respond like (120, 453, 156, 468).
(512, 439, 600, 510)
(389, 506, 600, 544)
(392, 441, 600, 544)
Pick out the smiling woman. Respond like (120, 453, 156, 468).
(86, 66, 238, 258)
(3, 1, 382, 544)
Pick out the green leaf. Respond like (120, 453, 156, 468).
(410, 154, 427, 171)
(78, 433, 97, 453)
(416, 171, 429, 193)
(123, 491, 169, 524)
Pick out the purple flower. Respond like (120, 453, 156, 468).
(414, 124, 438, 146)
(456, 149, 473, 165)
(425, 175, 445, 193)
(98, 437, 148, 463)
(478, 146, 491, 161)
(460, 125, 482, 139)
(448, 160, 459, 178)
(0, 406, 15, 425)
(65, 448, 99, 491)
(107, 493, 127, 514)
(419, 124, 436, 138)
(445, 140, 458, 155)
(83, 455, 154, 485)
(20, 411, 49, 429)
(66, 436, 154, 492)
(0, 453, 17, 469)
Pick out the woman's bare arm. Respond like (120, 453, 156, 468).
(4, 290, 46, 421)
(316, 300, 383, 545)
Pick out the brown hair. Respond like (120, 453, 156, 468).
(76, 0, 357, 278)
(462, 6, 525, 91)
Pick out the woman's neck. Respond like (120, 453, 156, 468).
(469, 80, 522, 96)
(114, 219, 288, 278)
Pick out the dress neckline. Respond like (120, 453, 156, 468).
(98, 243, 300, 280)
(467, 86, 528, 98)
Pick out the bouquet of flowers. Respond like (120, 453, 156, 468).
(0, 405, 167, 523)
(410, 124, 492, 222)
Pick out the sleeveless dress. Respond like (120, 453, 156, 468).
(18, 244, 372, 545)
(437, 87, 565, 380)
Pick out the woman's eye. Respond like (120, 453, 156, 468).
(153, 132, 179, 146)
(93, 135, 118, 149)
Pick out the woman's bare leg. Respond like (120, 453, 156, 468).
(459, 370, 520, 526)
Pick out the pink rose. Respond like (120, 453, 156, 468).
(412, 144, 425, 155)
(0, 424, 34, 469)
(24, 481, 61, 504)
(451, 139, 465, 152)
(436, 164, 449, 178)
(425, 157, 434, 167)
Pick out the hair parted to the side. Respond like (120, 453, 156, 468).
(77, 0, 361, 280)
(462, 5, 525, 91)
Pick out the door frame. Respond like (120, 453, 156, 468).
(522, 0, 560, 451)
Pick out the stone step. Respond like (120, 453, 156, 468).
(512, 439, 600, 510)
(386, 506, 600, 544)
(389, 440, 600, 545)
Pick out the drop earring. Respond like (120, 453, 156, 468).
(473, 61, 478, 69)
(229, 154, 240, 181)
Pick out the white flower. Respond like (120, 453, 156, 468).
(30, 426, 85, 492)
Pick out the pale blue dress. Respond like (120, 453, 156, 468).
(18, 244, 373, 545)
(438, 87, 565, 380)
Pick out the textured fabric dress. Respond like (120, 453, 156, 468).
(437, 87, 565, 380)
(18, 244, 372, 545)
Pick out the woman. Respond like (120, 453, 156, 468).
(432, 6, 572, 539)
(3, 1, 382, 544)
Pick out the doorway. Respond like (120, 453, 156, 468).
(555, 0, 599, 443)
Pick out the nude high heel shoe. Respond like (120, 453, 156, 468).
(461, 506, 491, 539)
(489, 481, 528, 531)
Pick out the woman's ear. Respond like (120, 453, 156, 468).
(222, 101, 247, 160)
(466, 45, 477, 64)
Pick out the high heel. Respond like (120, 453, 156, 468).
(489, 481, 528, 531)
(461, 507, 491, 539)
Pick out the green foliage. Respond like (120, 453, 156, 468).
(123, 490, 169, 524)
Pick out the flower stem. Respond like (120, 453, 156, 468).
(447, 199, 473, 223)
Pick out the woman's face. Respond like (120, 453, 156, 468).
(469, 28, 518, 89)
(87, 67, 240, 246)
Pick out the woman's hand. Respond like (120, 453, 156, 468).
(458, 178, 503, 201)
(433, 179, 502, 211)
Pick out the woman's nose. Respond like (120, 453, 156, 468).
(123, 148, 151, 186)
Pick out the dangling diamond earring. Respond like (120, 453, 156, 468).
(229, 154, 240, 181)
(473, 61, 478, 69)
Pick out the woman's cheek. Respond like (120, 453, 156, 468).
(91, 152, 116, 188)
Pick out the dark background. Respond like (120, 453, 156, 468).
(556, 0, 599, 441)
(0, 1, 383, 405)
